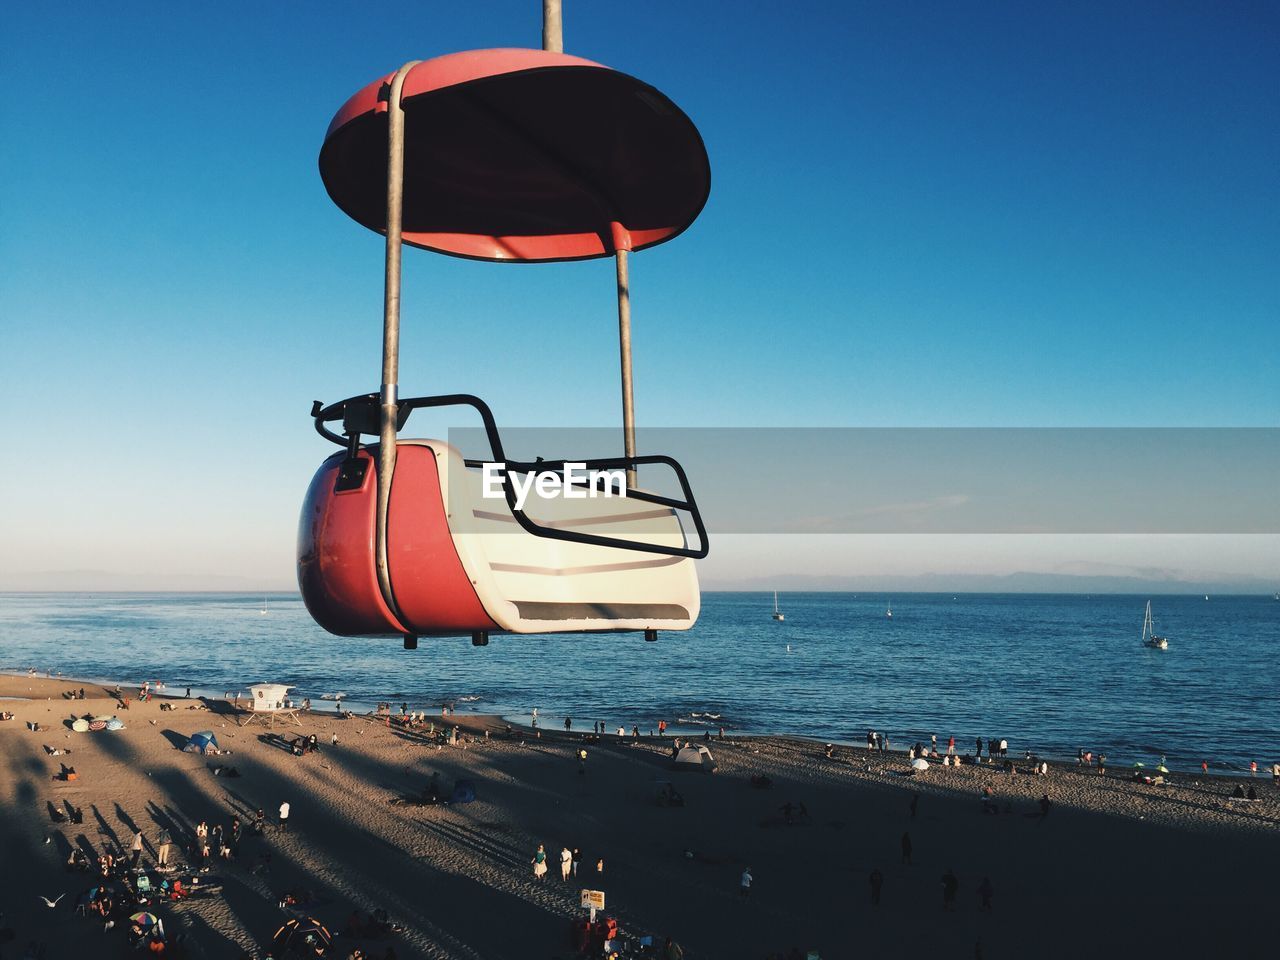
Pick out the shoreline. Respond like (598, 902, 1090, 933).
(3, 667, 1268, 778)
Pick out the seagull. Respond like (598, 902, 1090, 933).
(39, 893, 64, 908)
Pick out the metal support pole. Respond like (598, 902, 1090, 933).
(375, 61, 420, 626)
(543, 0, 563, 53)
(615, 248, 637, 488)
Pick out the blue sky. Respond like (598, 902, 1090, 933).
(1, 1, 1276, 588)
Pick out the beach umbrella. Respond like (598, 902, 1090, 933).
(129, 912, 161, 929)
(911, 758, 930, 772)
(272, 917, 333, 957)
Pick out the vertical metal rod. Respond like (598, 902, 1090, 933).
(615, 247, 637, 488)
(375, 61, 420, 623)
(543, 0, 564, 53)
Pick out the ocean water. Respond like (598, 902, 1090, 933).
(1, 591, 1277, 773)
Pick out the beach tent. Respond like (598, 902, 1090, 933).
(71, 718, 90, 733)
(451, 779, 477, 804)
(105, 718, 125, 731)
(271, 916, 333, 957)
(673, 744, 717, 772)
(183, 731, 219, 754)
(911, 758, 930, 772)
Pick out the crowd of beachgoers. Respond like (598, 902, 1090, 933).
(2, 670, 1277, 958)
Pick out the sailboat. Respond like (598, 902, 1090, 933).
(886, 601, 893, 619)
(771, 591, 784, 622)
(1141, 600, 1168, 650)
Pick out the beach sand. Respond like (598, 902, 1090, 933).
(1, 674, 1276, 959)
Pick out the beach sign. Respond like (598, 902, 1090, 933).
(580, 889, 606, 910)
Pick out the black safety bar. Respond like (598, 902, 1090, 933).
(310, 393, 709, 559)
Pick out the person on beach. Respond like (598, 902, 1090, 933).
(253, 809, 265, 834)
(901, 832, 913, 865)
(156, 827, 171, 868)
(909, 793, 919, 819)
(947, 736, 956, 756)
(560, 845, 572, 880)
(869, 867, 883, 906)
(564, 716, 572, 733)
(1038, 794, 1052, 819)
(1272, 762, 1280, 784)
(740, 866, 753, 897)
(130, 830, 144, 869)
(930, 734, 937, 753)
(1202, 760, 1209, 775)
(663, 937, 685, 960)
(633, 725, 640, 739)
(941, 869, 959, 910)
(531, 844, 547, 879)
(279, 801, 290, 831)
(658, 719, 667, 737)
(976, 737, 983, 758)
(978, 876, 994, 911)
(1098, 753, 1107, 775)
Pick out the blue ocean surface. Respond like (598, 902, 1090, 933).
(1, 592, 1276, 773)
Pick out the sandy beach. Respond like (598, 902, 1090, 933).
(1, 673, 1277, 959)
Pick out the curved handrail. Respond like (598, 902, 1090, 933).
(311, 393, 708, 559)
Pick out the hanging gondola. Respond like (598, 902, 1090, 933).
(298, 42, 711, 647)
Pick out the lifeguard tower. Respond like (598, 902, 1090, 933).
(238, 683, 303, 728)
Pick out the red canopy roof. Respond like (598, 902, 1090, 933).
(319, 48, 710, 262)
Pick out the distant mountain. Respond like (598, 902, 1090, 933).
(4, 567, 1272, 596)
(705, 570, 1275, 594)
(0, 570, 296, 592)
